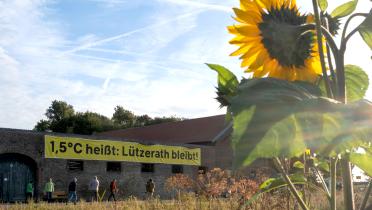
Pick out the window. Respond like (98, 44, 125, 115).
(172, 165, 183, 174)
(107, 162, 121, 172)
(67, 160, 83, 171)
(141, 163, 154, 173)
(198, 166, 208, 174)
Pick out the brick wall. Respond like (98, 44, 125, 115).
(0, 128, 274, 201)
(0, 129, 203, 200)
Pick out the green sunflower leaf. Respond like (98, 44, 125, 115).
(331, 0, 358, 18)
(350, 152, 372, 177)
(233, 111, 306, 167)
(230, 78, 372, 167)
(207, 63, 238, 107)
(320, 100, 372, 156)
(243, 174, 309, 208)
(230, 78, 330, 167)
(244, 173, 325, 208)
(293, 161, 305, 169)
(259, 174, 307, 192)
(317, 78, 328, 97)
(358, 10, 372, 50)
(318, 0, 328, 12)
(345, 65, 369, 102)
(314, 158, 330, 172)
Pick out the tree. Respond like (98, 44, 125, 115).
(34, 101, 185, 134)
(112, 106, 135, 128)
(134, 114, 152, 127)
(33, 120, 50, 132)
(147, 116, 184, 125)
(46, 100, 74, 122)
(72, 112, 114, 135)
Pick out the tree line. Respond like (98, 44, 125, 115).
(34, 100, 184, 135)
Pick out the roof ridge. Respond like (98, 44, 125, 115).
(97, 114, 226, 134)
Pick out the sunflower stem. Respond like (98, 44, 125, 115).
(273, 157, 309, 210)
(344, 27, 362, 45)
(323, 17, 338, 96)
(311, 2, 354, 209)
(326, 44, 337, 93)
(340, 14, 368, 55)
(341, 13, 368, 43)
(330, 158, 337, 210)
(341, 159, 355, 210)
(311, 0, 333, 98)
(298, 24, 341, 98)
(335, 53, 346, 102)
(335, 47, 354, 210)
(302, 153, 307, 205)
(333, 11, 355, 210)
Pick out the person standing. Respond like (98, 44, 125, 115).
(44, 178, 55, 203)
(107, 179, 118, 202)
(26, 181, 33, 203)
(146, 179, 155, 199)
(89, 176, 99, 202)
(67, 178, 78, 204)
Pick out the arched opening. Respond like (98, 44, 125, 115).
(0, 153, 37, 202)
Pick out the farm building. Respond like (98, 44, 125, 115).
(0, 115, 272, 202)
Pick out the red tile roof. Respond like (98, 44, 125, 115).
(97, 115, 228, 144)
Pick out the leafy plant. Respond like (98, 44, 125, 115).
(208, 0, 372, 209)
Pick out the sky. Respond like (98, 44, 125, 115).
(0, 0, 371, 130)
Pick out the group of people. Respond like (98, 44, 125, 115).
(25, 177, 156, 203)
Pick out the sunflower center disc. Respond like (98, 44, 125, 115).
(258, 7, 314, 68)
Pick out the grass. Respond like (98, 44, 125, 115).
(1, 198, 240, 210)
(0, 190, 369, 210)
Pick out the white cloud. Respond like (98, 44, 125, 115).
(0, 0, 225, 129)
(156, 0, 231, 12)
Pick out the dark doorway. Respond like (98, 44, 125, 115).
(0, 153, 37, 202)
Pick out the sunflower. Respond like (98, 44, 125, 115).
(228, 0, 322, 82)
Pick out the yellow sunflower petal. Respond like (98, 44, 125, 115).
(240, 44, 263, 59)
(230, 44, 251, 56)
(229, 36, 261, 44)
(227, 25, 239, 34)
(305, 58, 322, 75)
(234, 25, 260, 37)
(282, 0, 290, 7)
(262, 58, 274, 71)
(267, 59, 279, 75)
(268, 65, 281, 78)
(253, 69, 267, 77)
(254, 0, 269, 11)
(249, 50, 269, 70)
(290, 0, 297, 9)
(244, 67, 255, 73)
(260, 0, 273, 9)
(297, 67, 318, 82)
(257, 60, 274, 76)
(240, 47, 262, 67)
(276, 0, 284, 9)
(288, 67, 297, 81)
(282, 67, 295, 81)
(253, 62, 272, 77)
(306, 14, 315, 23)
(253, 68, 264, 77)
(240, 0, 258, 11)
(233, 8, 261, 24)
